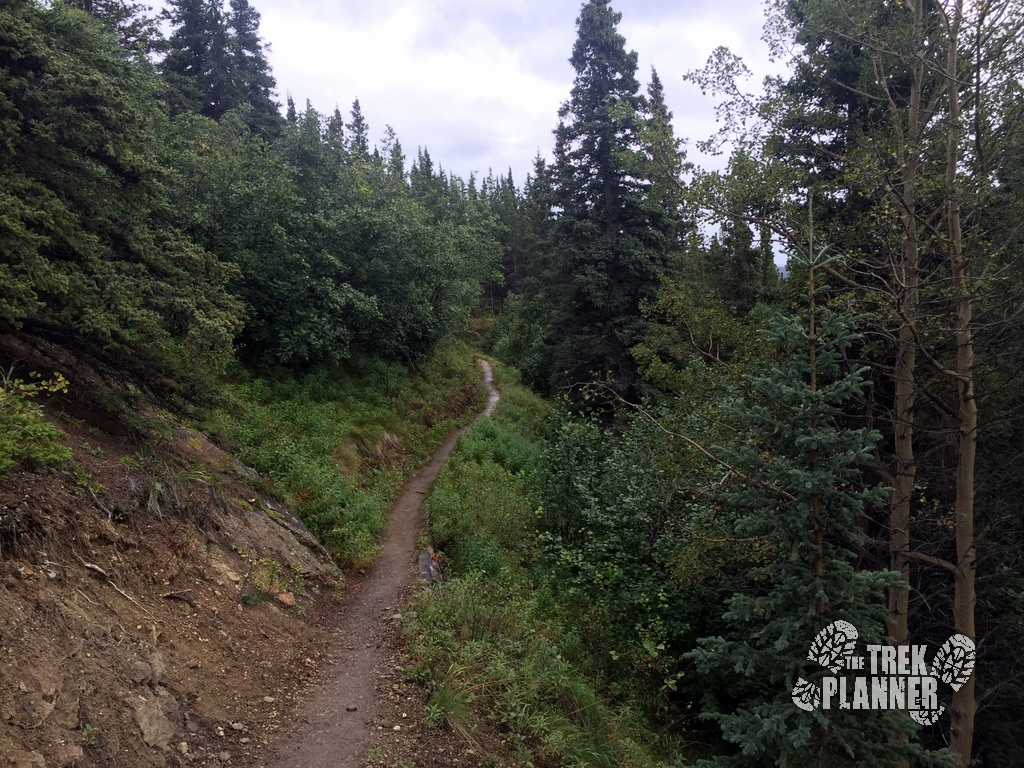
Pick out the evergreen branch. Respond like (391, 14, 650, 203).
(596, 385, 798, 504)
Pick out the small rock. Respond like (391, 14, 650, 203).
(131, 661, 154, 685)
(55, 742, 84, 766)
(276, 592, 295, 607)
(132, 696, 176, 749)
(215, 726, 225, 737)
(231, 722, 244, 731)
(262, 696, 275, 704)
(240, 737, 250, 744)
(226, 572, 241, 583)
(346, 705, 357, 712)
(186, 719, 200, 734)
(393, 725, 401, 731)
(177, 742, 189, 755)
(87, 625, 106, 640)
(148, 652, 168, 683)
(218, 751, 231, 762)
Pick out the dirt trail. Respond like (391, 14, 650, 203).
(268, 359, 498, 768)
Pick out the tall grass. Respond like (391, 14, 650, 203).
(204, 342, 485, 567)
(408, 365, 677, 767)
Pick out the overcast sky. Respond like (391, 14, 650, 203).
(249, 0, 784, 185)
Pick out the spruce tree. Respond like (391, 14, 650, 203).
(640, 67, 690, 244)
(66, 0, 162, 57)
(383, 126, 406, 190)
(1, 0, 240, 399)
(225, 0, 281, 137)
(347, 98, 369, 157)
(326, 106, 344, 146)
(708, 218, 764, 316)
(687, 244, 945, 767)
(162, 0, 280, 136)
(160, 0, 231, 118)
(550, 0, 670, 401)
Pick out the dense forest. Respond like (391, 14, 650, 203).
(3, 0, 1024, 766)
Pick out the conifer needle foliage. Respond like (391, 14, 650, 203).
(686, 246, 948, 768)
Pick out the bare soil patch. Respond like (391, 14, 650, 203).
(0, 398, 352, 768)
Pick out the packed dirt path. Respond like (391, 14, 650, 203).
(267, 360, 499, 768)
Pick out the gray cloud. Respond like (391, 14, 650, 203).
(243, 0, 779, 182)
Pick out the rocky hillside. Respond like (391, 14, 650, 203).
(2, 395, 358, 768)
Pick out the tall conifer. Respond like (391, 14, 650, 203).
(226, 0, 280, 137)
(687, 244, 942, 767)
(162, 0, 280, 136)
(161, 0, 230, 118)
(66, 0, 162, 57)
(347, 98, 369, 157)
(550, 0, 670, 401)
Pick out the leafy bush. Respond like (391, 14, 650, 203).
(409, 573, 664, 768)
(411, 368, 680, 766)
(535, 401, 730, 706)
(0, 370, 72, 475)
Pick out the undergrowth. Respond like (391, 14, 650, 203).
(407, 364, 678, 767)
(204, 342, 484, 567)
(0, 369, 72, 476)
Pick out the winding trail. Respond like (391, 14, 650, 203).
(269, 360, 499, 768)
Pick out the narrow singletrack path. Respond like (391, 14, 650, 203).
(269, 360, 499, 768)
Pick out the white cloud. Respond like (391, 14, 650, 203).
(174, 0, 783, 183)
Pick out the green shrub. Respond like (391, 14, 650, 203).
(0, 370, 72, 475)
(408, 574, 665, 768)
(411, 367, 678, 766)
(204, 342, 484, 567)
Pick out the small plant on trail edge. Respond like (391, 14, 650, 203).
(80, 723, 99, 746)
(233, 546, 305, 604)
(423, 703, 444, 725)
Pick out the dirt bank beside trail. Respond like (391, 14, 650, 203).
(0, 359, 494, 768)
(266, 359, 500, 768)
(0, 411, 344, 768)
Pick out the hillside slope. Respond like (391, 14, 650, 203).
(0, 345, 485, 768)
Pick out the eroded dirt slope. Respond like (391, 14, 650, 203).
(0, 401, 348, 768)
(0, 359, 517, 768)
